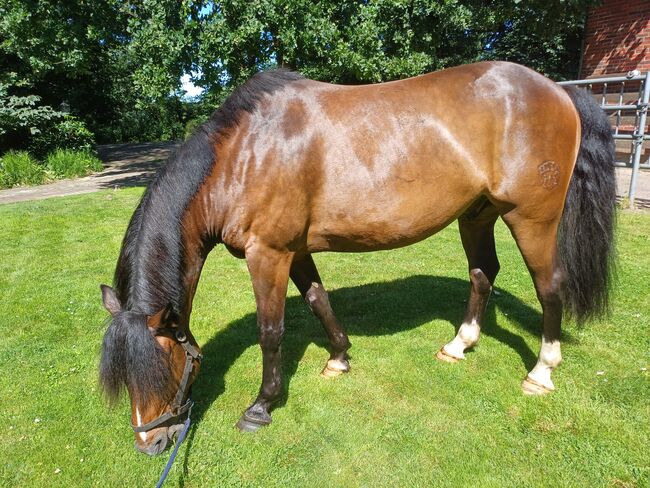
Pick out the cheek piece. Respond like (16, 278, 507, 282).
(131, 330, 201, 434)
(132, 330, 202, 488)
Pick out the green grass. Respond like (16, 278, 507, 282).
(0, 188, 648, 487)
(0, 150, 45, 187)
(0, 149, 103, 189)
(45, 149, 103, 179)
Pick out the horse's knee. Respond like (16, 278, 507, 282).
(258, 321, 284, 351)
(469, 268, 493, 295)
(305, 283, 329, 312)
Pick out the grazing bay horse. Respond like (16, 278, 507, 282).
(99, 61, 616, 455)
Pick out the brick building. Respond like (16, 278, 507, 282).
(575, 0, 650, 189)
(580, 0, 650, 78)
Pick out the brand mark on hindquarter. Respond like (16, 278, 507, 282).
(538, 161, 560, 189)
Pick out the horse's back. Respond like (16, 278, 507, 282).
(215, 62, 580, 254)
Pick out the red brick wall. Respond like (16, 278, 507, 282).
(581, 0, 650, 78)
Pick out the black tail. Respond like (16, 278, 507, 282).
(559, 86, 617, 324)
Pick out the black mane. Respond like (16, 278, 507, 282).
(101, 69, 303, 403)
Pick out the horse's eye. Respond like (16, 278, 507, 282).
(151, 327, 173, 337)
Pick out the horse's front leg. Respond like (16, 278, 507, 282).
(236, 245, 293, 432)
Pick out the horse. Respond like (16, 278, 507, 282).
(99, 61, 616, 455)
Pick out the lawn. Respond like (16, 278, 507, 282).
(0, 188, 648, 487)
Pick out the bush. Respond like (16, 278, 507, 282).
(45, 149, 103, 179)
(0, 76, 65, 154)
(0, 150, 46, 188)
(31, 116, 96, 159)
(184, 116, 208, 140)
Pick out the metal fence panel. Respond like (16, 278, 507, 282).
(558, 71, 650, 206)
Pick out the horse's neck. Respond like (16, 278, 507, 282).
(122, 130, 225, 323)
(174, 198, 221, 328)
(177, 242, 212, 328)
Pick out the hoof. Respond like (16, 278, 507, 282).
(320, 358, 349, 378)
(521, 376, 554, 396)
(436, 348, 462, 363)
(236, 414, 270, 433)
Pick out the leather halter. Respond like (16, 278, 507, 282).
(132, 330, 202, 433)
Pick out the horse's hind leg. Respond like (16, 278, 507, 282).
(437, 199, 500, 362)
(502, 211, 564, 395)
(290, 254, 351, 377)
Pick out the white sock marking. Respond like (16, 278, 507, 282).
(527, 338, 562, 390)
(442, 319, 481, 359)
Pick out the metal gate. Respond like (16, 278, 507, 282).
(558, 71, 650, 206)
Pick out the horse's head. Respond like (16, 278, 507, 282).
(99, 285, 201, 455)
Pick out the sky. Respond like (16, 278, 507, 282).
(181, 73, 204, 98)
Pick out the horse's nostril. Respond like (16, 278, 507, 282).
(150, 434, 168, 455)
(167, 423, 183, 441)
(135, 432, 168, 456)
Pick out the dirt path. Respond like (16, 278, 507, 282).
(0, 140, 648, 208)
(0, 142, 178, 205)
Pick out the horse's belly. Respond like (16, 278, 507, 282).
(306, 193, 470, 252)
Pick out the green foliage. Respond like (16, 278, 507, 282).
(0, 0, 600, 147)
(31, 116, 95, 159)
(184, 116, 208, 140)
(0, 0, 126, 144)
(480, 2, 589, 80)
(0, 150, 45, 187)
(45, 149, 102, 179)
(0, 75, 65, 152)
(97, 97, 191, 143)
(194, 0, 598, 91)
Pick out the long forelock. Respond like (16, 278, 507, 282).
(99, 312, 174, 406)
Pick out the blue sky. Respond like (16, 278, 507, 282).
(180, 73, 204, 98)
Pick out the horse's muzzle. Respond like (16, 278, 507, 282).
(135, 430, 168, 456)
(134, 423, 186, 456)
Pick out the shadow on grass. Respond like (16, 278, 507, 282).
(177, 273, 567, 481)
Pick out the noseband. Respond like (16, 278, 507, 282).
(132, 330, 202, 434)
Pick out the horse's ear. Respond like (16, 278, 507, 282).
(101, 284, 121, 316)
(147, 303, 178, 329)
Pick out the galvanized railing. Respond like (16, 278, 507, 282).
(558, 71, 650, 206)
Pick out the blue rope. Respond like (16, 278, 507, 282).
(154, 417, 191, 488)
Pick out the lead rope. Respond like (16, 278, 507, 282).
(154, 413, 192, 488)
(149, 332, 201, 487)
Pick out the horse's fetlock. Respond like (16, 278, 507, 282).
(458, 321, 480, 347)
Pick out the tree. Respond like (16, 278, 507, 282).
(191, 0, 597, 93)
(0, 0, 599, 149)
